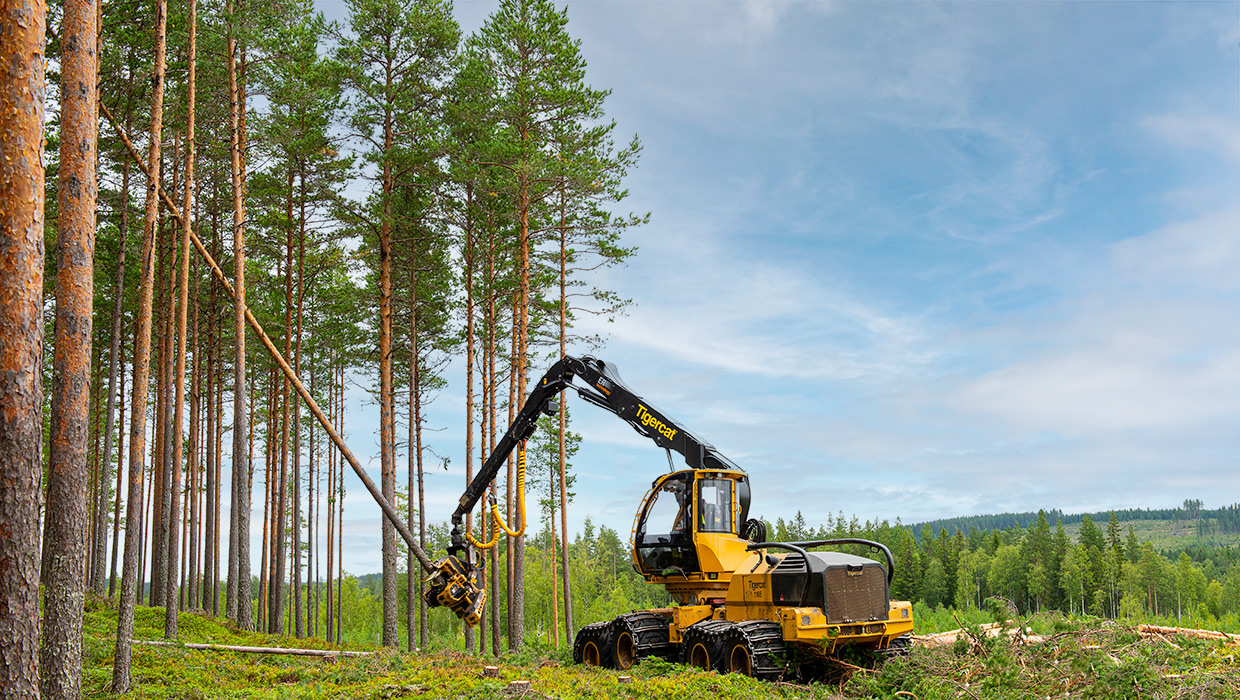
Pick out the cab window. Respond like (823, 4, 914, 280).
(697, 478, 734, 533)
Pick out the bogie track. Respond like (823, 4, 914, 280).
(722, 620, 787, 680)
(609, 611, 675, 669)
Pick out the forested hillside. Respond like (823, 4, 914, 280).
(764, 507, 1239, 631)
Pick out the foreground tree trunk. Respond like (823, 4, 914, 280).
(42, 0, 98, 692)
(114, 0, 168, 686)
(0, 0, 46, 692)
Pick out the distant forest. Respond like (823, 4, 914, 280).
(909, 501, 1240, 538)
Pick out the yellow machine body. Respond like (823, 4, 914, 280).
(615, 468, 913, 668)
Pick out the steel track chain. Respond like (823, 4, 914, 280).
(727, 619, 788, 680)
(612, 611, 676, 662)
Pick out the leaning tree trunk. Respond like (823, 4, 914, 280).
(114, 0, 168, 686)
(42, 0, 98, 691)
(0, 0, 47, 691)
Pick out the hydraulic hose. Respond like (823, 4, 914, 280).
(466, 444, 528, 549)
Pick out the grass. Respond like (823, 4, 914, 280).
(83, 598, 1240, 699)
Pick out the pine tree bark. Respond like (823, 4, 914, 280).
(556, 192, 573, 644)
(43, 0, 98, 688)
(226, 0, 253, 629)
(463, 200, 477, 654)
(202, 216, 219, 612)
(114, 0, 168, 684)
(378, 91, 398, 650)
(94, 151, 129, 595)
(292, 185, 306, 638)
(187, 272, 200, 610)
(166, 0, 196, 631)
(109, 347, 126, 597)
(407, 266, 419, 651)
(0, 0, 46, 691)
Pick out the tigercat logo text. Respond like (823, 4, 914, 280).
(636, 404, 677, 441)
(748, 580, 766, 592)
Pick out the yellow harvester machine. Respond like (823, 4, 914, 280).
(424, 356, 913, 680)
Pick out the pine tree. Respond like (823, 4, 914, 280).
(335, 0, 458, 647)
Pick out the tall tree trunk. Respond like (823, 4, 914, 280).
(336, 360, 344, 645)
(267, 367, 281, 632)
(378, 100, 397, 650)
(226, 0, 253, 629)
(292, 180, 306, 638)
(114, 0, 168, 683)
(326, 352, 335, 644)
(486, 233, 500, 655)
(463, 196, 476, 654)
(166, 0, 197, 632)
(87, 337, 103, 586)
(108, 346, 127, 597)
(0, 0, 46, 692)
(557, 191, 573, 644)
(407, 267, 418, 651)
(149, 213, 169, 608)
(188, 266, 201, 610)
(202, 215, 218, 612)
(95, 154, 130, 594)
(213, 314, 223, 616)
(43, 0, 99, 687)
(273, 200, 292, 633)
(506, 291, 518, 650)
(415, 347, 427, 649)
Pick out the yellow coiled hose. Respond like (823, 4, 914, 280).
(465, 445, 527, 549)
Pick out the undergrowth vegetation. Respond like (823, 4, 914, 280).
(82, 601, 1239, 699)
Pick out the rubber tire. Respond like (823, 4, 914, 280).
(607, 611, 675, 670)
(723, 620, 786, 680)
(725, 637, 753, 676)
(573, 622, 615, 668)
(679, 620, 733, 673)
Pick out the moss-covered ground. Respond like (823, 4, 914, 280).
(83, 598, 1239, 699)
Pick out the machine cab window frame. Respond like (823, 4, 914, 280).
(696, 477, 735, 534)
(633, 472, 700, 576)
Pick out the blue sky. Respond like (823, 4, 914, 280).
(313, 0, 1239, 574)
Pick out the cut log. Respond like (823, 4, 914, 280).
(135, 640, 371, 657)
(1137, 624, 1240, 645)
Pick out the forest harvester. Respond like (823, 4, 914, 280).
(423, 355, 913, 679)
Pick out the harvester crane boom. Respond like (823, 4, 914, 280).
(449, 355, 742, 552)
(425, 355, 745, 625)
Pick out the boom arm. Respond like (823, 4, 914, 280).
(449, 355, 742, 550)
(425, 355, 743, 625)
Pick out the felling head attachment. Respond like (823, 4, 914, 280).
(423, 551, 486, 627)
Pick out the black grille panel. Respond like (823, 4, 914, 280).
(823, 565, 887, 623)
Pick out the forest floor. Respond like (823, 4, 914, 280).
(82, 599, 1240, 699)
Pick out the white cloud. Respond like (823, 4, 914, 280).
(1143, 112, 1240, 161)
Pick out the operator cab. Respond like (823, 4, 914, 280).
(631, 469, 751, 578)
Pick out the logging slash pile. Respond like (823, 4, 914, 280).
(850, 614, 1240, 700)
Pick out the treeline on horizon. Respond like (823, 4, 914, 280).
(756, 505, 1239, 632)
(907, 499, 1240, 538)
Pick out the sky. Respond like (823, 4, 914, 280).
(306, 0, 1239, 575)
